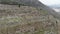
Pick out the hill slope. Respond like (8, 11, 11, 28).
(0, 0, 60, 19)
(0, 4, 58, 34)
(0, 0, 60, 34)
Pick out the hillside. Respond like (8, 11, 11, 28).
(0, 4, 58, 34)
(0, 0, 60, 34)
(0, 0, 60, 19)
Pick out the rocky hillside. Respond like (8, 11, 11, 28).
(0, 4, 58, 34)
(0, 0, 60, 19)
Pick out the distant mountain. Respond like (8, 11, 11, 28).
(49, 4, 60, 8)
(49, 4, 60, 15)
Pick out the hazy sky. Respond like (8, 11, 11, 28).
(39, 0, 60, 5)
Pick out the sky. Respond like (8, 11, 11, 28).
(39, 0, 60, 5)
